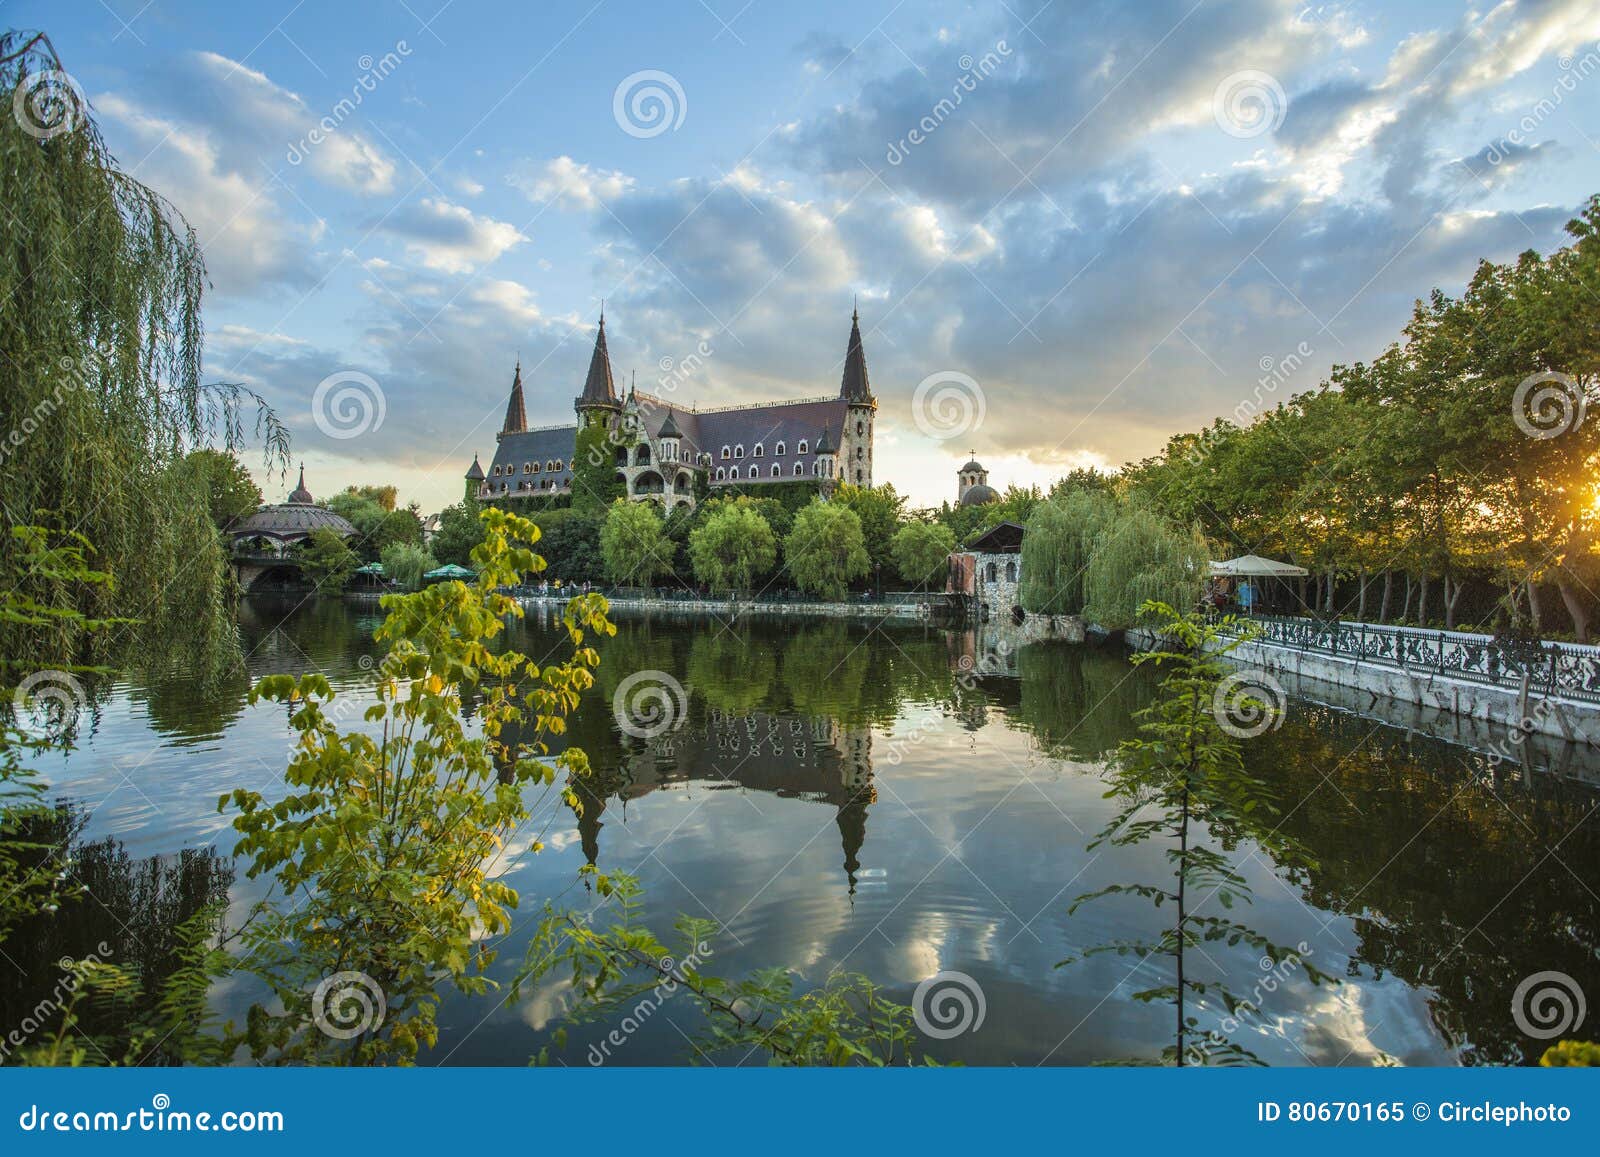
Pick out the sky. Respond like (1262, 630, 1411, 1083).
(22, 0, 1600, 512)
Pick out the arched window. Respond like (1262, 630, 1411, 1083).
(554, 459, 563, 471)
(857, 420, 864, 436)
(856, 446, 864, 459)
(986, 562, 997, 583)
(775, 441, 786, 456)
(635, 445, 651, 466)
(855, 469, 863, 483)
(1006, 561, 1017, 582)
(721, 445, 731, 460)
(729, 466, 739, 480)
(715, 468, 725, 481)
(753, 443, 764, 457)
(734, 445, 744, 459)
(530, 462, 540, 474)
(492, 465, 501, 476)
(771, 464, 780, 477)
(793, 462, 803, 476)
(797, 439, 808, 454)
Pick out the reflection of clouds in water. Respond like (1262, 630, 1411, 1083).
(1294, 974, 1454, 1066)
(516, 975, 579, 1034)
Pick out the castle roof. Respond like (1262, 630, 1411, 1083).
(961, 457, 986, 474)
(657, 409, 682, 438)
(486, 425, 580, 497)
(232, 502, 356, 541)
(286, 463, 314, 505)
(813, 422, 836, 455)
(465, 453, 485, 481)
(959, 483, 1000, 507)
(501, 362, 527, 435)
(579, 313, 618, 407)
(839, 306, 873, 404)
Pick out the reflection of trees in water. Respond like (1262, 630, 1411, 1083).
(686, 631, 776, 715)
(0, 805, 234, 1065)
(1010, 642, 1154, 762)
(1248, 710, 1600, 1065)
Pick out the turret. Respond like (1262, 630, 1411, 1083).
(575, 309, 620, 429)
(464, 453, 485, 502)
(498, 361, 527, 442)
(838, 303, 876, 487)
(814, 422, 838, 493)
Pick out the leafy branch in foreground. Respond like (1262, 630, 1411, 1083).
(219, 508, 614, 1064)
(517, 871, 933, 1066)
(1061, 602, 1335, 1065)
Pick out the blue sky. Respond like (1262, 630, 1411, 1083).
(23, 0, 1600, 510)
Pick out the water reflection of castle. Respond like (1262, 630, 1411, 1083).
(574, 709, 877, 892)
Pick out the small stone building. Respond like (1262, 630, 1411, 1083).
(950, 521, 1025, 622)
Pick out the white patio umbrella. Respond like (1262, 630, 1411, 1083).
(1209, 554, 1309, 578)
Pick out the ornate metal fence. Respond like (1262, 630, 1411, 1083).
(1224, 616, 1600, 704)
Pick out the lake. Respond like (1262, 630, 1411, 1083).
(8, 595, 1599, 1066)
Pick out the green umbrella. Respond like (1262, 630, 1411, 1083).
(422, 563, 477, 581)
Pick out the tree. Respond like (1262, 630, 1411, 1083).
(1020, 489, 1119, 615)
(1082, 507, 1209, 630)
(784, 501, 869, 600)
(221, 509, 614, 1063)
(689, 500, 777, 594)
(834, 483, 906, 585)
(296, 529, 358, 593)
(429, 502, 485, 567)
(379, 542, 435, 591)
(327, 488, 422, 562)
(531, 508, 605, 584)
(1064, 604, 1334, 1065)
(600, 500, 675, 586)
(890, 520, 955, 589)
(184, 450, 262, 530)
(570, 420, 625, 514)
(0, 32, 287, 668)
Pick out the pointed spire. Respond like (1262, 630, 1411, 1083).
(579, 312, 618, 407)
(465, 452, 485, 481)
(288, 462, 314, 504)
(815, 422, 836, 455)
(840, 304, 873, 404)
(500, 360, 527, 436)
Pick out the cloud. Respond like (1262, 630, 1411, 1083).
(376, 197, 528, 273)
(511, 155, 635, 210)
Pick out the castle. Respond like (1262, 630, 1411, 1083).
(467, 307, 878, 509)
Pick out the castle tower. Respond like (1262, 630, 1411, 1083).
(498, 360, 527, 441)
(814, 422, 838, 495)
(464, 453, 485, 503)
(957, 452, 998, 506)
(575, 309, 620, 430)
(837, 304, 877, 488)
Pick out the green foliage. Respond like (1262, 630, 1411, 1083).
(327, 488, 422, 562)
(833, 483, 906, 579)
(378, 542, 436, 591)
(428, 501, 485, 568)
(1540, 1040, 1600, 1066)
(572, 418, 625, 513)
(689, 499, 778, 594)
(183, 449, 262, 530)
(219, 508, 615, 1064)
(1063, 604, 1335, 1065)
(1082, 506, 1209, 630)
(519, 872, 933, 1066)
(1020, 489, 1119, 615)
(784, 501, 870, 599)
(530, 507, 605, 584)
(600, 500, 675, 586)
(890, 520, 957, 588)
(295, 528, 359, 593)
(0, 32, 285, 670)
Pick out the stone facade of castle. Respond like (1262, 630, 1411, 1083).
(466, 308, 878, 510)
